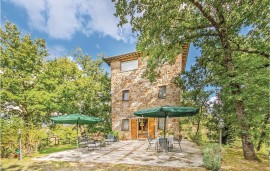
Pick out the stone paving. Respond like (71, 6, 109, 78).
(33, 139, 203, 168)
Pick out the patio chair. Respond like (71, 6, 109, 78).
(104, 134, 115, 145)
(167, 135, 174, 151)
(87, 139, 101, 150)
(78, 136, 89, 148)
(147, 136, 157, 150)
(173, 135, 182, 151)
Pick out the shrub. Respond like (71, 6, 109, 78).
(111, 131, 119, 141)
(50, 125, 77, 144)
(203, 143, 220, 171)
(0, 117, 51, 157)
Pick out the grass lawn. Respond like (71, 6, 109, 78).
(1, 160, 205, 171)
(222, 146, 269, 171)
(1, 143, 77, 171)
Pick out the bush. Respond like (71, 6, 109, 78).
(50, 125, 77, 144)
(111, 131, 119, 141)
(190, 131, 203, 145)
(203, 143, 220, 171)
(0, 117, 50, 157)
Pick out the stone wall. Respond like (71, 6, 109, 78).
(110, 54, 184, 139)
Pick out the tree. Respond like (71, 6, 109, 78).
(176, 63, 213, 140)
(0, 22, 48, 124)
(38, 57, 82, 118)
(113, 0, 269, 160)
(73, 49, 112, 133)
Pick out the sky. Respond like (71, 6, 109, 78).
(1, 0, 199, 74)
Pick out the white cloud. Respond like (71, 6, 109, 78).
(46, 45, 67, 60)
(9, 0, 135, 42)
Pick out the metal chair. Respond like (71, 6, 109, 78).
(78, 136, 89, 148)
(167, 135, 174, 151)
(147, 135, 157, 150)
(104, 134, 115, 145)
(173, 135, 182, 151)
(87, 139, 101, 150)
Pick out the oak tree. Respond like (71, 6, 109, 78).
(113, 0, 269, 160)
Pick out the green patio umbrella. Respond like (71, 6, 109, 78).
(51, 113, 102, 149)
(134, 106, 199, 138)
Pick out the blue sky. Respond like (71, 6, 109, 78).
(1, 0, 199, 73)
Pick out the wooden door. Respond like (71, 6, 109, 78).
(131, 119, 137, 139)
(138, 118, 148, 138)
(148, 118, 155, 138)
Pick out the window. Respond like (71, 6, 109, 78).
(121, 59, 138, 72)
(158, 118, 164, 129)
(122, 119, 129, 131)
(158, 86, 166, 98)
(122, 90, 129, 101)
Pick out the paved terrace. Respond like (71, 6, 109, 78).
(34, 139, 203, 168)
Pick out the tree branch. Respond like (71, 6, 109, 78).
(232, 48, 269, 58)
(189, 0, 220, 30)
(171, 24, 214, 30)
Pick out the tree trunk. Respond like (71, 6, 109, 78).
(219, 31, 258, 160)
(195, 106, 202, 137)
(236, 100, 258, 160)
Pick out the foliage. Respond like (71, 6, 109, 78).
(39, 57, 82, 117)
(0, 22, 111, 156)
(73, 49, 112, 135)
(0, 116, 48, 158)
(49, 125, 77, 144)
(111, 130, 119, 138)
(113, 0, 270, 160)
(202, 143, 220, 171)
(0, 21, 49, 124)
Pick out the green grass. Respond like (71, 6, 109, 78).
(222, 146, 269, 171)
(1, 160, 206, 171)
(1, 143, 77, 171)
(39, 143, 77, 155)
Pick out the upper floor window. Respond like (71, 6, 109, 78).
(158, 86, 166, 98)
(121, 59, 138, 72)
(122, 90, 129, 101)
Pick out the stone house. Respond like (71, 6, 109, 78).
(103, 45, 189, 140)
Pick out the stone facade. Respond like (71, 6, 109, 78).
(103, 47, 188, 140)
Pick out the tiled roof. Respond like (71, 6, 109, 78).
(102, 52, 142, 65)
(102, 44, 189, 71)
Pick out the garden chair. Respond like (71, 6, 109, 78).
(173, 135, 182, 151)
(87, 139, 101, 150)
(167, 135, 174, 151)
(104, 134, 115, 145)
(147, 135, 157, 150)
(78, 136, 89, 148)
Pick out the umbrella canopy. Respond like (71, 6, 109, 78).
(134, 106, 199, 118)
(51, 113, 102, 124)
(134, 106, 199, 152)
(51, 113, 102, 149)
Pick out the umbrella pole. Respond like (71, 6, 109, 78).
(164, 112, 167, 138)
(163, 112, 168, 153)
(77, 120, 79, 150)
